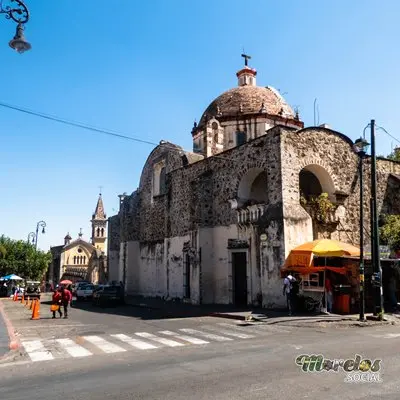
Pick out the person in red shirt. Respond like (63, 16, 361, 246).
(61, 286, 72, 319)
(52, 289, 62, 319)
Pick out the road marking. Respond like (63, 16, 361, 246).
(180, 328, 233, 342)
(21, 340, 54, 362)
(135, 332, 184, 347)
(56, 338, 92, 357)
(372, 333, 400, 339)
(201, 325, 255, 339)
(83, 335, 126, 353)
(111, 334, 158, 350)
(158, 330, 209, 345)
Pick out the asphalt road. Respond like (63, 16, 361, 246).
(1, 298, 400, 399)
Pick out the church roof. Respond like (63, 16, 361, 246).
(198, 85, 295, 128)
(93, 194, 106, 220)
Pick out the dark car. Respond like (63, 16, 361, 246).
(92, 286, 124, 307)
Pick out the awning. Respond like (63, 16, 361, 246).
(282, 239, 360, 276)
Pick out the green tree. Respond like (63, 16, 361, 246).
(0, 235, 51, 280)
(380, 215, 400, 252)
(386, 149, 400, 162)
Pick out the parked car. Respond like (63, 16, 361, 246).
(25, 281, 41, 299)
(92, 286, 124, 307)
(76, 283, 95, 301)
(72, 281, 90, 296)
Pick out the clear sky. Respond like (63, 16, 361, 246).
(1, 0, 399, 251)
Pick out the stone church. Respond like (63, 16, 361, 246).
(48, 194, 108, 285)
(108, 57, 400, 308)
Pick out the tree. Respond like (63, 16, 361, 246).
(386, 148, 400, 162)
(0, 235, 51, 281)
(379, 215, 400, 252)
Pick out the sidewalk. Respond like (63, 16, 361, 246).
(124, 295, 391, 326)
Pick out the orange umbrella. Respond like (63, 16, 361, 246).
(283, 239, 360, 273)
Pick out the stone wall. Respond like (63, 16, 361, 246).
(281, 127, 400, 251)
(107, 215, 121, 282)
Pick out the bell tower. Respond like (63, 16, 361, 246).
(91, 193, 107, 253)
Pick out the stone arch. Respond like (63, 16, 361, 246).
(298, 158, 338, 189)
(299, 163, 336, 201)
(237, 167, 268, 206)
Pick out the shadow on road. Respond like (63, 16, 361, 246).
(65, 298, 289, 321)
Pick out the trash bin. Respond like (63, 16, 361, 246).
(334, 294, 350, 314)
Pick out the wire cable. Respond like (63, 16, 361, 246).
(0, 100, 246, 164)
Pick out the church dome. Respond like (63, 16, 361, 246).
(198, 85, 295, 128)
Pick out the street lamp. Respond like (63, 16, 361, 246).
(354, 135, 370, 321)
(27, 231, 35, 245)
(34, 220, 46, 250)
(0, 0, 31, 53)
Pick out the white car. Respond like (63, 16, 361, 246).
(76, 283, 95, 301)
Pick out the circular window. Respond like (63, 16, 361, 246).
(78, 248, 82, 253)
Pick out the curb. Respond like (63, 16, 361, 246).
(209, 312, 246, 320)
(0, 299, 20, 359)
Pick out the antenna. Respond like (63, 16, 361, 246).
(313, 98, 317, 126)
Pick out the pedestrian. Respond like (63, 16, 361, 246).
(51, 289, 62, 319)
(325, 274, 333, 313)
(61, 286, 72, 319)
(283, 274, 296, 316)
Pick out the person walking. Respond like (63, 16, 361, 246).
(51, 289, 62, 319)
(61, 286, 72, 319)
(283, 274, 296, 316)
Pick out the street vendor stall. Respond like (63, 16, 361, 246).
(281, 239, 360, 313)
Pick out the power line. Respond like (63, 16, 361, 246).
(0, 100, 246, 164)
(0, 101, 158, 146)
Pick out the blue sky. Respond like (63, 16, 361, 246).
(0, 0, 399, 251)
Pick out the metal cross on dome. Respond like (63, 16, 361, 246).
(241, 53, 251, 66)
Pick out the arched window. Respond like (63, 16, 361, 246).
(74, 256, 76, 264)
(83, 256, 86, 264)
(101, 228, 104, 237)
(236, 131, 246, 146)
(96, 227, 100, 237)
(212, 122, 219, 143)
(159, 167, 166, 195)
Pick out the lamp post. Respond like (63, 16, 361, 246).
(370, 119, 384, 318)
(34, 220, 46, 250)
(27, 231, 35, 245)
(354, 136, 370, 321)
(0, 0, 31, 53)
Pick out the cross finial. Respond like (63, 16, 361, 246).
(98, 185, 103, 195)
(79, 228, 83, 238)
(241, 53, 251, 67)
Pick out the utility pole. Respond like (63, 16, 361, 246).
(370, 119, 384, 317)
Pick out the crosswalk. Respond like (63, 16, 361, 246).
(18, 322, 282, 364)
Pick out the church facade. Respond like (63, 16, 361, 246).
(48, 194, 108, 285)
(108, 58, 400, 308)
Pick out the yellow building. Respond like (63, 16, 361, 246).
(48, 195, 108, 285)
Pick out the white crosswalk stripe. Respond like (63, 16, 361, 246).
(83, 335, 127, 353)
(179, 328, 233, 341)
(22, 340, 54, 362)
(159, 330, 209, 345)
(135, 332, 184, 347)
(56, 338, 92, 358)
(111, 334, 158, 350)
(17, 324, 263, 365)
